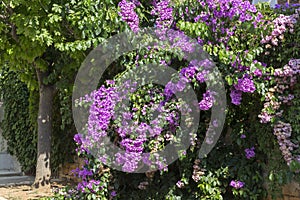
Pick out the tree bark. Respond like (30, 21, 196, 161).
(33, 69, 54, 191)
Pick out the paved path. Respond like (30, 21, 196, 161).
(0, 175, 34, 187)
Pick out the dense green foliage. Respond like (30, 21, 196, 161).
(0, 68, 76, 175)
(0, 68, 37, 173)
(0, 0, 125, 179)
(0, 0, 299, 199)
(49, 1, 300, 200)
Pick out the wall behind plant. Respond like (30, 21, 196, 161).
(0, 67, 77, 175)
(0, 67, 37, 174)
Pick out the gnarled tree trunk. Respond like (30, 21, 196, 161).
(33, 69, 54, 191)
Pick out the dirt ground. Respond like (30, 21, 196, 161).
(0, 185, 52, 200)
(0, 182, 70, 200)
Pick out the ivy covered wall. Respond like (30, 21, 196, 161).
(0, 67, 37, 174)
(0, 67, 76, 175)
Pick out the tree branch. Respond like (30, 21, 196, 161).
(1, 2, 19, 42)
(10, 24, 18, 42)
(0, 14, 6, 19)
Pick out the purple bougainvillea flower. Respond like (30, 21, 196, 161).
(245, 147, 255, 159)
(240, 134, 246, 139)
(74, 134, 82, 145)
(118, 0, 140, 33)
(230, 89, 242, 105)
(230, 180, 245, 189)
(253, 69, 263, 77)
(111, 190, 117, 197)
(199, 90, 215, 110)
(176, 180, 184, 188)
(235, 76, 256, 93)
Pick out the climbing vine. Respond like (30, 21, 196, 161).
(0, 67, 37, 173)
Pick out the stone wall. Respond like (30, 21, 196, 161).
(266, 181, 300, 200)
(281, 182, 300, 200)
(58, 156, 85, 182)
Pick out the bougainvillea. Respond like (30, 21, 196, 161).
(118, 0, 140, 33)
(51, 1, 300, 200)
(151, 0, 174, 38)
(274, 121, 299, 165)
(230, 180, 245, 189)
(245, 147, 256, 159)
(261, 13, 298, 48)
(258, 58, 300, 165)
(198, 90, 215, 110)
(230, 89, 242, 105)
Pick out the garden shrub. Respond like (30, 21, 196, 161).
(50, 1, 300, 200)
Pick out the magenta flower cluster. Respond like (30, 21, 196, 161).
(176, 180, 184, 188)
(274, 59, 300, 85)
(74, 133, 88, 154)
(77, 180, 101, 193)
(189, 0, 264, 107)
(167, 30, 196, 54)
(151, 0, 174, 39)
(230, 89, 242, 105)
(234, 76, 256, 93)
(164, 76, 189, 99)
(199, 90, 215, 111)
(261, 13, 299, 47)
(259, 59, 300, 124)
(258, 90, 281, 124)
(75, 78, 197, 173)
(71, 166, 103, 193)
(258, 59, 300, 165)
(192, 159, 204, 183)
(229, 180, 245, 189)
(245, 147, 255, 159)
(118, 0, 140, 33)
(229, 75, 256, 105)
(194, 0, 258, 45)
(274, 121, 299, 165)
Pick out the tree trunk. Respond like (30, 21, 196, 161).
(33, 69, 54, 191)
